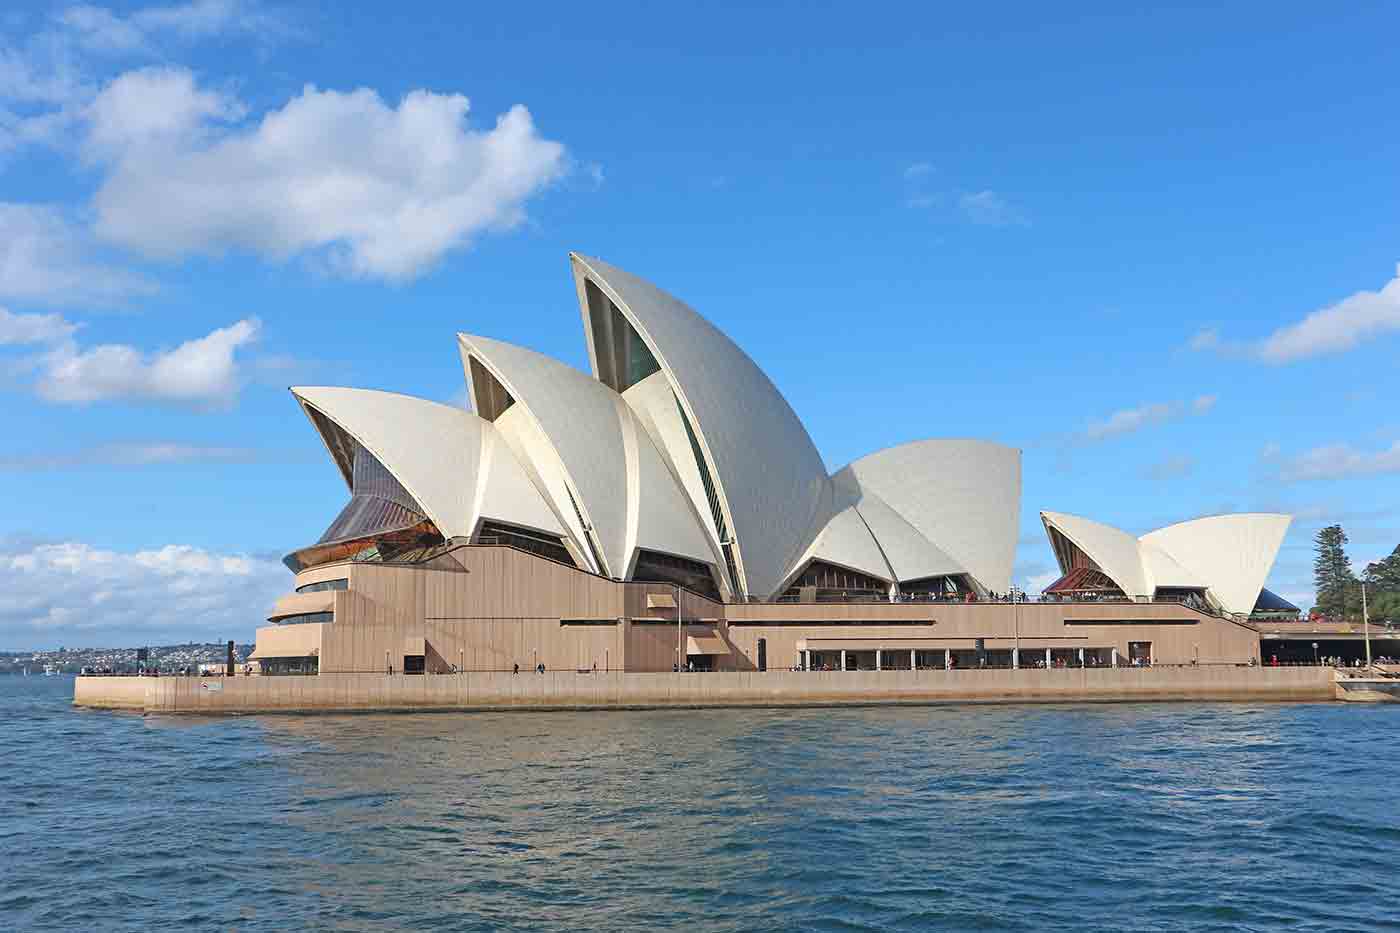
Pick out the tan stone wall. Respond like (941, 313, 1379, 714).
(251, 621, 326, 659)
(262, 546, 1261, 676)
(72, 675, 152, 709)
(75, 665, 1334, 713)
(725, 601, 1260, 670)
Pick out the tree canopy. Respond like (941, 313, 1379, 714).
(1311, 530, 1400, 622)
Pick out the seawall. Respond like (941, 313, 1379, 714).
(74, 666, 1334, 714)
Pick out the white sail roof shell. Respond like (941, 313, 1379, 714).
(838, 440, 1021, 593)
(847, 488, 966, 583)
(1040, 510, 1150, 598)
(1041, 510, 1292, 615)
(571, 253, 833, 600)
(1140, 514, 1292, 616)
(290, 386, 563, 540)
(780, 505, 895, 591)
(458, 334, 715, 578)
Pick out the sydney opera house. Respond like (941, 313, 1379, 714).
(250, 254, 1292, 676)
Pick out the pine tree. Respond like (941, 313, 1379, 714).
(1313, 524, 1355, 618)
(1363, 544, 1400, 591)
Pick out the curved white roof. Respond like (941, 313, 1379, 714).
(571, 253, 833, 599)
(778, 505, 894, 593)
(835, 483, 966, 583)
(1040, 510, 1149, 597)
(1041, 510, 1292, 616)
(458, 334, 715, 578)
(838, 440, 1021, 593)
(1141, 514, 1292, 616)
(290, 386, 562, 541)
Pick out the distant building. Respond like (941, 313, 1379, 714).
(251, 254, 1286, 676)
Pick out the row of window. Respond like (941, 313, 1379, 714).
(295, 578, 348, 594)
(274, 611, 333, 626)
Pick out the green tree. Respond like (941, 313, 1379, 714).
(1313, 524, 1356, 618)
(1363, 544, 1400, 590)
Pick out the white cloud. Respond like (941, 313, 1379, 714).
(0, 202, 154, 305)
(1143, 454, 1196, 481)
(1277, 441, 1400, 482)
(66, 0, 290, 50)
(1191, 264, 1400, 363)
(1082, 394, 1217, 442)
(904, 161, 934, 178)
(958, 190, 1028, 227)
(0, 2, 288, 149)
(88, 74, 568, 280)
(0, 307, 78, 344)
(1258, 264, 1400, 362)
(0, 442, 261, 470)
(1023, 570, 1060, 593)
(58, 5, 151, 55)
(1188, 327, 1219, 350)
(83, 66, 240, 157)
(0, 537, 286, 647)
(34, 317, 260, 406)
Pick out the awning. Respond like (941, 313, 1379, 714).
(686, 634, 729, 656)
(647, 593, 677, 609)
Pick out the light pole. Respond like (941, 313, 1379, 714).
(675, 583, 683, 673)
(1312, 642, 1318, 666)
(1363, 583, 1372, 669)
(1012, 585, 1021, 670)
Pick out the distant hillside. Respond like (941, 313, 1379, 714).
(0, 643, 254, 674)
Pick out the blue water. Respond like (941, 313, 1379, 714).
(3, 677, 1399, 932)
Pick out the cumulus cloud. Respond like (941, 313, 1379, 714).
(1276, 441, 1400, 482)
(0, 537, 286, 648)
(0, 202, 154, 305)
(1081, 394, 1217, 442)
(82, 65, 241, 157)
(1190, 264, 1400, 363)
(0, 442, 262, 470)
(33, 317, 260, 406)
(0, 1, 288, 149)
(86, 71, 568, 280)
(0, 307, 78, 344)
(958, 190, 1028, 227)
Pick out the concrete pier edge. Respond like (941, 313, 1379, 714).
(74, 666, 1337, 714)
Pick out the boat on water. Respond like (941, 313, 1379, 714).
(1336, 675, 1400, 702)
(43, 663, 59, 676)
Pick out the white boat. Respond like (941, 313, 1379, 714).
(43, 663, 58, 676)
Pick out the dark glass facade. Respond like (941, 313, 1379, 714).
(274, 611, 333, 625)
(259, 656, 319, 675)
(631, 549, 721, 602)
(477, 520, 577, 567)
(295, 578, 348, 594)
(283, 439, 444, 572)
(783, 560, 890, 602)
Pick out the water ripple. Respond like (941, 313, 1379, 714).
(5, 678, 1400, 931)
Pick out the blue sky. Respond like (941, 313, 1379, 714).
(2, 0, 1397, 650)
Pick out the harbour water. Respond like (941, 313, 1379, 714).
(4, 676, 1399, 931)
